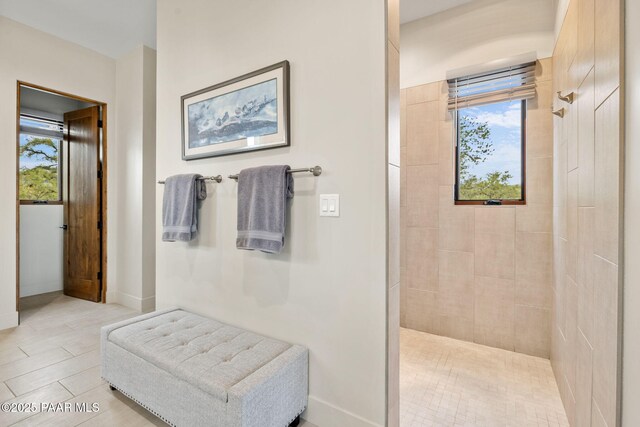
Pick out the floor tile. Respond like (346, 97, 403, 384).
(59, 367, 105, 397)
(1, 293, 317, 427)
(0, 382, 73, 425)
(6, 349, 100, 396)
(400, 328, 569, 427)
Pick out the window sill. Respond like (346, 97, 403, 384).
(455, 200, 526, 206)
(19, 200, 63, 205)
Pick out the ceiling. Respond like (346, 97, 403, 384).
(400, 0, 476, 24)
(0, 0, 156, 59)
(0, 0, 487, 54)
(20, 86, 94, 119)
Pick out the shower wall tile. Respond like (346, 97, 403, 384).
(388, 165, 400, 286)
(387, 283, 400, 427)
(436, 316, 474, 342)
(551, 4, 623, 424)
(578, 69, 595, 207)
(566, 170, 579, 281)
(405, 227, 438, 291)
(515, 305, 550, 358)
(474, 276, 515, 351)
(577, 207, 595, 343)
(437, 250, 474, 320)
(594, 89, 620, 265)
(475, 206, 515, 234)
(438, 206, 474, 253)
(438, 121, 454, 186)
(406, 82, 439, 105)
(407, 101, 439, 166)
(404, 288, 437, 333)
(527, 156, 554, 205)
(591, 255, 619, 427)
(400, 64, 553, 357)
(399, 269, 407, 328)
(564, 276, 579, 395)
(576, 0, 595, 84)
(400, 89, 407, 148)
(475, 232, 515, 280)
(591, 401, 608, 427)
(516, 231, 552, 287)
(537, 57, 553, 83)
(526, 110, 554, 159)
(594, 0, 621, 106)
(400, 147, 406, 207)
(575, 330, 594, 427)
(516, 204, 552, 233)
(406, 165, 439, 228)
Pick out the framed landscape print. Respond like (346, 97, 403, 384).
(181, 61, 290, 160)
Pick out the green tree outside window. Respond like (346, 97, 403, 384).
(457, 103, 523, 201)
(19, 137, 60, 201)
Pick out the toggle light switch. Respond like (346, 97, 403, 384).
(319, 194, 340, 217)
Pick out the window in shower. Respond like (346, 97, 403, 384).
(454, 99, 525, 204)
(448, 59, 535, 205)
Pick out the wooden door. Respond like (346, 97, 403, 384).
(63, 106, 102, 302)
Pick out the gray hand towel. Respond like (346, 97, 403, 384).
(236, 165, 293, 254)
(162, 174, 207, 242)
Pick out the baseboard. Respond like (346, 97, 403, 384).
(0, 311, 19, 331)
(304, 395, 383, 427)
(116, 292, 156, 313)
(105, 290, 118, 304)
(140, 296, 156, 313)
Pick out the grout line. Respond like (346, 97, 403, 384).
(57, 380, 74, 397)
(2, 380, 15, 399)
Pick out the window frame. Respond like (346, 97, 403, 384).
(454, 98, 527, 206)
(18, 114, 64, 205)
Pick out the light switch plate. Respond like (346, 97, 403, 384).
(319, 194, 340, 217)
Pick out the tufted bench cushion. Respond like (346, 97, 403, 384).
(101, 308, 308, 427)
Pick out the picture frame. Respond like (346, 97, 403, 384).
(181, 61, 290, 160)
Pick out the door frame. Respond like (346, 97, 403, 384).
(15, 81, 109, 315)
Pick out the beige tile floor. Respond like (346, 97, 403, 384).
(0, 293, 315, 427)
(400, 328, 570, 427)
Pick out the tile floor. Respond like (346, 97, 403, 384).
(0, 293, 315, 427)
(400, 328, 570, 427)
(1, 293, 569, 427)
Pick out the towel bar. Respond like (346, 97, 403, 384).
(228, 166, 322, 181)
(158, 175, 222, 184)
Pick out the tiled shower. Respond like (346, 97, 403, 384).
(399, 59, 554, 358)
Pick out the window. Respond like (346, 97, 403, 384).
(19, 114, 63, 203)
(448, 59, 535, 205)
(455, 99, 525, 203)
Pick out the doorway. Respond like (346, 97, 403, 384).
(16, 82, 108, 317)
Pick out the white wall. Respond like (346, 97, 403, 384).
(155, 1, 388, 426)
(114, 45, 156, 312)
(0, 16, 117, 329)
(19, 205, 63, 297)
(400, 0, 556, 88)
(623, 0, 639, 424)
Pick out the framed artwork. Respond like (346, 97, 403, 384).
(181, 61, 290, 160)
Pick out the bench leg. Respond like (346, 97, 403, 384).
(289, 416, 301, 427)
(109, 385, 117, 391)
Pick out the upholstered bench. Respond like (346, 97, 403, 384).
(101, 308, 308, 427)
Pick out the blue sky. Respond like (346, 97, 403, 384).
(459, 100, 523, 185)
(19, 118, 60, 170)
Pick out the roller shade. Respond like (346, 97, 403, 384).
(447, 61, 537, 110)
